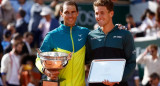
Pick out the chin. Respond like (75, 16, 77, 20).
(98, 24, 104, 27)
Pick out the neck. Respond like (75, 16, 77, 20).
(101, 23, 114, 34)
(11, 49, 16, 55)
(152, 54, 158, 60)
(63, 23, 74, 27)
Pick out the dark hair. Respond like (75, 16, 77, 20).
(20, 54, 36, 65)
(126, 14, 133, 18)
(141, 9, 155, 21)
(60, 1, 78, 12)
(12, 33, 23, 41)
(150, 73, 160, 80)
(18, 9, 26, 18)
(23, 32, 33, 38)
(93, 0, 114, 12)
(3, 30, 11, 38)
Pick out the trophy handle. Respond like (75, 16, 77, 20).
(36, 48, 42, 55)
(62, 60, 68, 67)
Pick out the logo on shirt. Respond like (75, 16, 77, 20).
(132, 50, 136, 54)
(78, 38, 83, 41)
(113, 36, 122, 38)
(78, 34, 83, 41)
(78, 34, 82, 37)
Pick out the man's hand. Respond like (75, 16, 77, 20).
(44, 69, 60, 80)
(67, 52, 73, 60)
(102, 80, 119, 86)
(115, 24, 127, 30)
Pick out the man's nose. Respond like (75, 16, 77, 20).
(68, 13, 73, 17)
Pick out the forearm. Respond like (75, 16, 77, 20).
(136, 53, 147, 64)
(135, 78, 139, 86)
(123, 33, 136, 81)
(2, 74, 7, 86)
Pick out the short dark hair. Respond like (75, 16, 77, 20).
(12, 33, 23, 41)
(126, 14, 133, 18)
(3, 30, 11, 38)
(20, 54, 36, 65)
(150, 73, 160, 80)
(60, 1, 78, 12)
(23, 32, 33, 38)
(18, 9, 26, 18)
(93, 0, 114, 12)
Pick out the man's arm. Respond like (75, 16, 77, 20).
(136, 49, 148, 64)
(1, 74, 7, 86)
(85, 35, 93, 65)
(122, 32, 136, 81)
(1, 54, 9, 86)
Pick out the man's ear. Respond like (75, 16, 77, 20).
(110, 11, 114, 17)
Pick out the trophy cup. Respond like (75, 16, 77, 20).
(37, 49, 70, 86)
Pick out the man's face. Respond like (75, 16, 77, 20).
(15, 43, 23, 55)
(94, 6, 113, 27)
(148, 48, 157, 56)
(126, 17, 133, 24)
(27, 35, 33, 44)
(150, 78, 159, 86)
(61, 5, 79, 27)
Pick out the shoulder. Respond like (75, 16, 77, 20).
(1, 53, 10, 61)
(115, 28, 132, 36)
(88, 29, 99, 35)
(77, 26, 90, 31)
(76, 26, 90, 34)
(47, 26, 62, 36)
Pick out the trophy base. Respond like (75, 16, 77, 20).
(43, 80, 58, 86)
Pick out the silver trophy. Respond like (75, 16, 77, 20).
(37, 49, 70, 86)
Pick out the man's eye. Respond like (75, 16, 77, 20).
(64, 12, 69, 14)
(72, 11, 76, 14)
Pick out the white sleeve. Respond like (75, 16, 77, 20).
(1, 54, 10, 73)
(136, 53, 148, 65)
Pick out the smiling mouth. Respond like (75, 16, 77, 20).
(68, 19, 73, 21)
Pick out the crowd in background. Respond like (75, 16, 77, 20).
(0, 0, 160, 86)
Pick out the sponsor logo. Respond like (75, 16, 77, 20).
(113, 36, 122, 38)
(78, 38, 83, 41)
(78, 34, 82, 37)
(132, 50, 136, 54)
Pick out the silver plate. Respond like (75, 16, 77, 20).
(88, 59, 126, 83)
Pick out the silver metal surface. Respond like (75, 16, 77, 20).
(38, 51, 69, 69)
(39, 52, 68, 60)
(88, 59, 126, 83)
